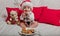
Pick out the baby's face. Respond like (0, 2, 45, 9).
(23, 6, 31, 12)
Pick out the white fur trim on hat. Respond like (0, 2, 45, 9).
(21, 2, 33, 10)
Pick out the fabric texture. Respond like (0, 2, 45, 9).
(33, 7, 44, 21)
(39, 7, 60, 26)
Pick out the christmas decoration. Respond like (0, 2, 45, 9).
(6, 10, 20, 25)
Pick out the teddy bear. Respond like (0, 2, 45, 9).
(6, 10, 20, 25)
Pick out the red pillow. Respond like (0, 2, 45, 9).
(39, 8, 60, 26)
(6, 7, 43, 22)
(33, 7, 45, 21)
(6, 7, 23, 24)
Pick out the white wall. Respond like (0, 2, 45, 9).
(0, 0, 60, 15)
(43, 0, 60, 9)
(0, 0, 42, 17)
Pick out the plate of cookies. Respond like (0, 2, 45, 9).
(18, 27, 36, 35)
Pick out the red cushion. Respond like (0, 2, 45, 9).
(6, 7, 47, 24)
(39, 8, 60, 26)
(33, 7, 45, 21)
(6, 7, 23, 24)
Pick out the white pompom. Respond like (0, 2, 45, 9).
(10, 18, 12, 21)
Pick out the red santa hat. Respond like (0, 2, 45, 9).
(20, 0, 33, 10)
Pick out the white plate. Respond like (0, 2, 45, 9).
(18, 31, 35, 35)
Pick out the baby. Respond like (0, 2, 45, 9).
(20, 0, 38, 28)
